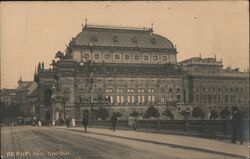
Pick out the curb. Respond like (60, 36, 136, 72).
(56, 127, 246, 159)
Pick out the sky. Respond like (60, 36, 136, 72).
(0, 1, 249, 88)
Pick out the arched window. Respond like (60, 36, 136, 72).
(116, 88, 124, 93)
(148, 88, 155, 93)
(138, 88, 145, 93)
(106, 88, 113, 93)
(127, 89, 134, 93)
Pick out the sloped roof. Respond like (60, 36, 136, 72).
(72, 25, 175, 50)
(18, 81, 37, 96)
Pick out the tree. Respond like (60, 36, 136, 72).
(114, 112, 122, 118)
(163, 108, 174, 119)
(96, 107, 109, 120)
(210, 109, 219, 119)
(2, 103, 22, 122)
(220, 107, 231, 119)
(192, 107, 206, 119)
(144, 106, 160, 119)
(0, 103, 6, 123)
(82, 109, 89, 118)
(181, 110, 190, 119)
(130, 111, 139, 118)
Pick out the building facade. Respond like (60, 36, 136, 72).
(179, 57, 249, 113)
(34, 24, 249, 122)
(0, 89, 17, 106)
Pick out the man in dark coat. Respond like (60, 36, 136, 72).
(66, 118, 70, 128)
(231, 106, 244, 144)
(82, 117, 89, 132)
(111, 113, 117, 132)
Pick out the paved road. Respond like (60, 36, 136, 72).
(1, 126, 240, 159)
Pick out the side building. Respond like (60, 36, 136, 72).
(179, 57, 249, 114)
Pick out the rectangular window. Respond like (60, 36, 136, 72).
(162, 56, 167, 61)
(225, 95, 228, 103)
(218, 95, 221, 102)
(104, 54, 110, 59)
(134, 55, 140, 60)
(127, 96, 131, 103)
(114, 54, 121, 60)
(152, 96, 155, 103)
(131, 96, 135, 103)
(230, 95, 234, 102)
(116, 96, 120, 103)
(148, 96, 152, 102)
(83, 53, 90, 59)
(196, 95, 200, 102)
(153, 56, 158, 60)
(213, 95, 217, 103)
(121, 96, 124, 104)
(110, 96, 113, 103)
(138, 96, 141, 103)
(142, 96, 145, 103)
(124, 55, 130, 60)
(176, 95, 181, 102)
(160, 97, 164, 103)
(94, 54, 100, 59)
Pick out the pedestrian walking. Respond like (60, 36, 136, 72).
(38, 120, 41, 127)
(133, 120, 137, 130)
(66, 118, 70, 128)
(231, 106, 244, 144)
(111, 113, 117, 132)
(82, 117, 89, 132)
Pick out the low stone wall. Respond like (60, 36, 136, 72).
(76, 119, 249, 139)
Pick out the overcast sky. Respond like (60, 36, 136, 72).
(1, 1, 249, 88)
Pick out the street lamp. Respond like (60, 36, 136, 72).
(89, 42, 94, 104)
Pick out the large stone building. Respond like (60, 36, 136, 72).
(16, 79, 38, 117)
(0, 88, 17, 106)
(179, 57, 249, 112)
(34, 24, 249, 122)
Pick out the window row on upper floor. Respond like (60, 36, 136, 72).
(82, 53, 172, 62)
(195, 94, 248, 104)
(105, 88, 182, 93)
(194, 87, 245, 93)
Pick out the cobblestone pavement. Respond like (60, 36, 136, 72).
(0, 126, 245, 159)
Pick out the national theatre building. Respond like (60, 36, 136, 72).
(34, 24, 249, 121)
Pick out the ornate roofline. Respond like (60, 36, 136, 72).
(83, 24, 153, 33)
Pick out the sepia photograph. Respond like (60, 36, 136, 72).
(0, 1, 249, 159)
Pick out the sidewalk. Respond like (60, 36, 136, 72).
(56, 126, 249, 159)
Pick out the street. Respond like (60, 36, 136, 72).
(1, 126, 241, 159)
